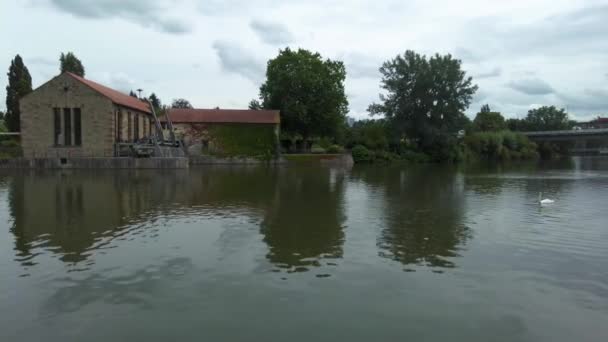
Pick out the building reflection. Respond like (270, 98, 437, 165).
(7, 168, 275, 264)
(6, 166, 347, 273)
(353, 166, 470, 269)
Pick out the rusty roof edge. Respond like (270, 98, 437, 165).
(65, 72, 152, 113)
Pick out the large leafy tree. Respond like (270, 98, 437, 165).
(171, 98, 193, 109)
(60, 52, 85, 77)
(258, 48, 349, 140)
(473, 105, 506, 132)
(524, 106, 570, 131)
(5, 55, 32, 132)
(369, 51, 477, 158)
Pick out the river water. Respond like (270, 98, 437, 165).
(1, 158, 607, 341)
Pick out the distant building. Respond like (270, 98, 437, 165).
(162, 108, 281, 156)
(580, 117, 608, 130)
(20, 72, 154, 158)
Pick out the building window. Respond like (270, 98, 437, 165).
(134, 113, 140, 141)
(127, 111, 132, 141)
(73, 108, 82, 146)
(53, 108, 61, 146)
(63, 108, 72, 146)
(116, 110, 122, 141)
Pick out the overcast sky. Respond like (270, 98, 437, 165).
(2, 0, 608, 120)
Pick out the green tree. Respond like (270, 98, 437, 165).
(0, 110, 4, 121)
(506, 118, 527, 131)
(148, 93, 161, 111)
(524, 106, 570, 131)
(346, 119, 389, 150)
(480, 104, 491, 113)
(129, 90, 138, 98)
(59, 52, 85, 77)
(369, 50, 477, 160)
(258, 48, 348, 141)
(248, 99, 262, 110)
(5, 55, 32, 132)
(171, 98, 193, 109)
(473, 110, 506, 132)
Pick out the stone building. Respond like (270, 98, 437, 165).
(162, 108, 281, 157)
(20, 72, 155, 158)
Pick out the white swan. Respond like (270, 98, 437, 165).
(539, 192, 555, 205)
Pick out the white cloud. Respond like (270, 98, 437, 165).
(250, 19, 293, 45)
(0, 0, 607, 118)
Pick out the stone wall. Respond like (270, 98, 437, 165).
(19, 73, 155, 158)
(115, 106, 154, 143)
(0, 157, 189, 169)
(20, 73, 115, 158)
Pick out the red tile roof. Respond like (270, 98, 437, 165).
(165, 108, 280, 124)
(66, 72, 151, 113)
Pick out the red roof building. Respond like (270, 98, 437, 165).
(164, 108, 280, 124)
(66, 72, 151, 113)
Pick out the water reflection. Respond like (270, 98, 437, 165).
(5, 167, 348, 274)
(353, 166, 470, 269)
(8, 170, 188, 265)
(260, 167, 346, 273)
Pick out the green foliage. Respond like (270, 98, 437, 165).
(259, 48, 348, 139)
(345, 119, 389, 150)
(0, 137, 22, 159)
(0, 139, 19, 148)
(5, 55, 32, 132)
(147, 93, 162, 112)
(326, 145, 344, 154)
(0, 110, 4, 121)
(208, 124, 277, 159)
(351, 145, 372, 163)
(60, 52, 85, 77)
(248, 99, 262, 110)
(369, 50, 477, 159)
(400, 150, 431, 163)
(480, 104, 491, 113)
(523, 106, 571, 131)
(171, 98, 193, 109)
(464, 131, 538, 160)
(311, 144, 327, 154)
(506, 118, 527, 131)
(473, 111, 506, 132)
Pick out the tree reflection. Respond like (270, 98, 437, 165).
(260, 167, 346, 272)
(353, 166, 470, 269)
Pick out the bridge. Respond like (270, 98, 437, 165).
(521, 128, 608, 155)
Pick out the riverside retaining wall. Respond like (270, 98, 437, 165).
(0, 157, 189, 169)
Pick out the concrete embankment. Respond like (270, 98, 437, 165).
(0, 157, 189, 169)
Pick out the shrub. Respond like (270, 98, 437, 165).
(326, 145, 344, 154)
(352, 145, 373, 163)
(311, 144, 327, 154)
(0, 138, 19, 147)
(375, 150, 398, 163)
(401, 150, 430, 163)
(464, 130, 537, 161)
